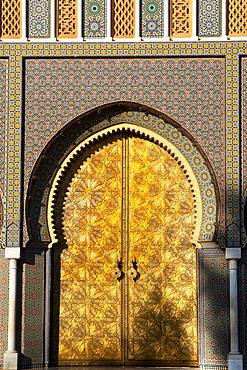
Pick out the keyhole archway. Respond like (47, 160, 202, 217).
(26, 103, 219, 367)
(47, 123, 204, 366)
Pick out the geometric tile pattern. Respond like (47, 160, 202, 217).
(0, 253, 9, 362)
(241, 58, 247, 243)
(83, 0, 106, 38)
(24, 58, 225, 220)
(28, 0, 51, 38)
(0, 60, 7, 194)
(203, 255, 230, 363)
(6, 50, 22, 248)
(0, 60, 7, 247)
(198, 0, 221, 37)
(21, 250, 45, 367)
(141, 0, 163, 37)
(0, 41, 238, 252)
(241, 61, 247, 182)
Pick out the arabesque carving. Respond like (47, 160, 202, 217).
(112, 0, 135, 37)
(228, 0, 247, 36)
(170, 0, 192, 37)
(0, 0, 21, 38)
(56, 0, 77, 38)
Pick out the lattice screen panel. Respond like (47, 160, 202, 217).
(56, 0, 77, 38)
(0, 0, 21, 38)
(170, 0, 192, 37)
(228, 0, 247, 36)
(112, 0, 135, 37)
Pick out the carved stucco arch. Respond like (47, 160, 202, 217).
(47, 123, 203, 248)
(26, 102, 219, 246)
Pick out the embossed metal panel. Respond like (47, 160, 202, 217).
(128, 138, 198, 365)
(60, 140, 122, 364)
(60, 134, 198, 366)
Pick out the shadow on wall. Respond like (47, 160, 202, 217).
(16, 249, 46, 369)
(200, 250, 230, 366)
(238, 251, 247, 369)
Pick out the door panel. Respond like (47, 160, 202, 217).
(60, 140, 123, 364)
(60, 134, 198, 366)
(128, 138, 197, 364)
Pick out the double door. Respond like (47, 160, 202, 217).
(59, 134, 198, 366)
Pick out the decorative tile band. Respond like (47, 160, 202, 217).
(7, 55, 22, 247)
(0, 60, 8, 247)
(200, 365, 228, 370)
(241, 58, 247, 245)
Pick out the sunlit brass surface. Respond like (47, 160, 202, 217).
(60, 135, 198, 366)
(60, 140, 122, 364)
(128, 138, 198, 364)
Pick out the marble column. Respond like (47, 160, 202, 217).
(4, 248, 21, 370)
(225, 248, 243, 370)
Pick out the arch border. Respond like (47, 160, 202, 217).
(26, 103, 219, 245)
(47, 123, 203, 247)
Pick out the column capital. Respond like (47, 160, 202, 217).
(5, 247, 21, 259)
(225, 248, 241, 260)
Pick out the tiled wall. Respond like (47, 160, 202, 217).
(201, 251, 230, 366)
(20, 249, 45, 368)
(0, 251, 8, 367)
(0, 39, 246, 368)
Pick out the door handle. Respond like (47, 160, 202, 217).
(131, 258, 140, 282)
(116, 259, 125, 282)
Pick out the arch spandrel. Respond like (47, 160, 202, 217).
(26, 104, 218, 246)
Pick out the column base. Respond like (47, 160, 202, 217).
(228, 353, 243, 370)
(3, 351, 19, 370)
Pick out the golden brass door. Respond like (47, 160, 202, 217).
(60, 134, 198, 366)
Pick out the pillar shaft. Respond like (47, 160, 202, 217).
(225, 248, 243, 370)
(7, 258, 18, 353)
(229, 259, 239, 354)
(4, 247, 21, 370)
